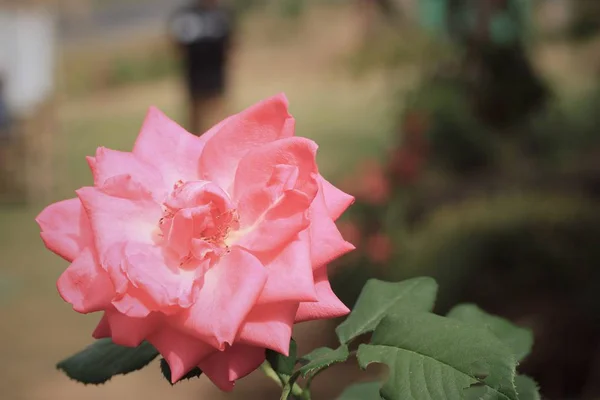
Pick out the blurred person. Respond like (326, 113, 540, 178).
(0, 76, 11, 142)
(169, 0, 235, 136)
(0, 74, 16, 199)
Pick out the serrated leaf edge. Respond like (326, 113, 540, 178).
(336, 277, 438, 344)
(357, 344, 517, 400)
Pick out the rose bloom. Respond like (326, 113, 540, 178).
(36, 95, 354, 390)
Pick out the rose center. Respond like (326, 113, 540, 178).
(156, 180, 239, 267)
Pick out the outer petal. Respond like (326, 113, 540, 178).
(147, 326, 216, 383)
(176, 247, 267, 350)
(92, 313, 111, 339)
(90, 147, 168, 201)
(255, 230, 317, 305)
(295, 267, 350, 323)
(132, 107, 205, 187)
(236, 302, 298, 355)
(76, 186, 162, 265)
(198, 345, 266, 392)
(104, 308, 162, 347)
(57, 247, 114, 313)
(232, 137, 319, 226)
(36, 198, 93, 262)
(111, 291, 153, 318)
(199, 93, 295, 192)
(309, 181, 355, 269)
(319, 175, 354, 221)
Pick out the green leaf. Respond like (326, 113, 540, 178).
(447, 304, 533, 362)
(266, 339, 297, 382)
(297, 345, 350, 380)
(336, 277, 438, 344)
(280, 345, 350, 399)
(514, 375, 540, 400)
(159, 358, 203, 384)
(357, 312, 518, 400)
(56, 339, 159, 384)
(337, 381, 382, 399)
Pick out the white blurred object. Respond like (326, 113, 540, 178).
(0, 7, 57, 118)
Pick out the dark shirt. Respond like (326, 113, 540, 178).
(170, 4, 234, 98)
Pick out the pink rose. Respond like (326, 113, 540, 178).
(36, 94, 354, 390)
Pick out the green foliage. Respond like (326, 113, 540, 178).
(394, 195, 600, 310)
(514, 375, 540, 400)
(337, 381, 382, 399)
(336, 277, 438, 344)
(297, 345, 350, 381)
(567, 0, 600, 40)
(272, 277, 536, 400)
(56, 339, 159, 385)
(278, 0, 305, 18)
(447, 304, 533, 362)
(159, 359, 203, 384)
(357, 311, 518, 400)
(418, 0, 531, 46)
(280, 345, 351, 399)
(266, 339, 298, 381)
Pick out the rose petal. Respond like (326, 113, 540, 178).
(236, 302, 298, 355)
(36, 198, 93, 262)
(233, 137, 319, 226)
(308, 180, 355, 269)
(255, 230, 317, 305)
(319, 175, 354, 221)
(57, 247, 114, 314)
(176, 247, 267, 349)
(164, 209, 195, 259)
(147, 326, 216, 383)
(199, 94, 295, 192)
(198, 345, 266, 392)
(232, 190, 311, 253)
(92, 313, 111, 339)
(133, 107, 206, 187)
(163, 181, 233, 212)
(121, 243, 196, 310)
(295, 267, 350, 323)
(111, 291, 153, 318)
(76, 186, 162, 265)
(90, 147, 168, 201)
(105, 308, 162, 347)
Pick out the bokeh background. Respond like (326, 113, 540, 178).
(0, 0, 599, 399)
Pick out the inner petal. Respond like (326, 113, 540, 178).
(158, 180, 239, 267)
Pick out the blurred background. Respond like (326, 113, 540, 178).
(0, 0, 599, 399)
